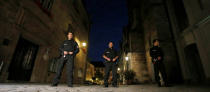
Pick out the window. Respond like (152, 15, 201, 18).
(172, 0, 189, 32)
(16, 8, 25, 26)
(198, 0, 204, 10)
(200, 0, 210, 10)
(0, 56, 5, 74)
(35, 0, 55, 16)
(68, 24, 74, 33)
(73, 0, 80, 14)
(39, 0, 55, 11)
(83, 20, 89, 29)
(78, 68, 83, 78)
(48, 58, 59, 73)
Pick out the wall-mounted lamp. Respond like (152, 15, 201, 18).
(81, 42, 87, 53)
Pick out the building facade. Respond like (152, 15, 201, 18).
(165, 0, 210, 83)
(0, 0, 90, 84)
(121, 0, 210, 84)
(91, 62, 105, 84)
(85, 61, 95, 83)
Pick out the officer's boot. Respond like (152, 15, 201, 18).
(51, 84, 58, 87)
(157, 81, 161, 87)
(104, 83, 108, 88)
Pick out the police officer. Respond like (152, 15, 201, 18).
(103, 42, 119, 87)
(52, 31, 79, 87)
(150, 39, 168, 87)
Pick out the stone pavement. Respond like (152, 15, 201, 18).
(0, 83, 209, 92)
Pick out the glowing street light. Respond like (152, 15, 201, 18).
(82, 42, 87, 47)
(125, 56, 129, 61)
(80, 42, 87, 53)
(118, 68, 120, 71)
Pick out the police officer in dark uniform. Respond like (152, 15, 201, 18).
(103, 42, 119, 87)
(150, 39, 168, 87)
(52, 31, 79, 87)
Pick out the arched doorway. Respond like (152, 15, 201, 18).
(184, 44, 205, 83)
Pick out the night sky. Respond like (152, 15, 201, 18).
(85, 0, 128, 62)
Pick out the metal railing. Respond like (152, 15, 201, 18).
(195, 15, 210, 27)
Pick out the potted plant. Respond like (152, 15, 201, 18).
(123, 70, 136, 85)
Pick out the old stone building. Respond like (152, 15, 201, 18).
(121, 0, 210, 84)
(164, 0, 210, 83)
(85, 62, 95, 82)
(0, 0, 90, 84)
(91, 61, 105, 84)
(120, 26, 150, 83)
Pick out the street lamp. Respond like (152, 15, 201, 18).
(81, 42, 87, 84)
(80, 42, 87, 53)
(82, 42, 87, 47)
(118, 68, 120, 71)
(125, 56, 129, 71)
(125, 56, 129, 61)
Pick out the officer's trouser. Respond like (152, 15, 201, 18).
(153, 61, 167, 83)
(104, 62, 117, 86)
(52, 55, 74, 86)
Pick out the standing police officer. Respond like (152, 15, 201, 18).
(150, 39, 168, 87)
(52, 31, 79, 87)
(103, 42, 119, 87)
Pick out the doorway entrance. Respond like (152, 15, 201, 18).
(184, 44, 205, 83)
(8, 37, 39, 81)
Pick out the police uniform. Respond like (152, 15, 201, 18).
(150, 46, 168, 86)
(52, 39, 79, 87)
(103, 48, 118, 87)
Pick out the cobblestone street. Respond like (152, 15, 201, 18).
(0, 83, 209, 92)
